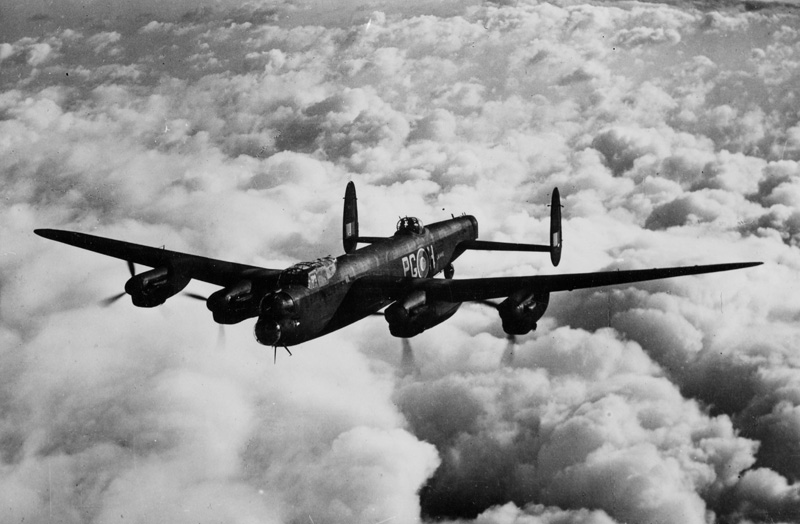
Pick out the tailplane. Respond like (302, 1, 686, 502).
(458, 187, 563, 267)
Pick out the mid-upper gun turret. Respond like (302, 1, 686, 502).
(395, 217, 425, 235)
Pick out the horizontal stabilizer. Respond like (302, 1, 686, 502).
(460, 240, 550, 252)
(355, 236, 390, 244)
(459, 187, 563, 266)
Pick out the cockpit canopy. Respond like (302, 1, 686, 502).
(280, 256, 337, 289)
(395, 216, 424, 235)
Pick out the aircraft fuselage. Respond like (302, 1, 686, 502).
(257, 216, 478, 346)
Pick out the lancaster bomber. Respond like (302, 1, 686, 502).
(36, 183, 760, 350)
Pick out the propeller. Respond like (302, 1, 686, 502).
(215, 324, 226, 349)
(370, 311, 418, 376)
(500, 333, 517, 367)
(99, 260, 136, 307)
(399, 337, 418, 377)
(273, 345, 292, 364)
(183, 291, 226, 350)
(475, 300, 517, 367)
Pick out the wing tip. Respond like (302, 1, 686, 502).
(34, 228, 60, 240)
(34, 229, 95, 246)
(734, 261, 763, 269)
(35, 229, 82, 243)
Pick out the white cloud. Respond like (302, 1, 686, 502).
(139, 21, 176, 33)
(729, 467, 800, 519)
(86, 31, 121, 55)
(451, 502, 619, 524)
(3, 1, 800, 523)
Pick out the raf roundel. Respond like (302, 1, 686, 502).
(417, 248, 430, 277)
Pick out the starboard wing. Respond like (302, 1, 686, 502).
(34, 229, 279, 288)
(359, 262, 762, 304)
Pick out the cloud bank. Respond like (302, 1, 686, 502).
(2, 0, 800, 523)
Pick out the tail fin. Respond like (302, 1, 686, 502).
(550, 187, 562, 266)
(343, 181, 359, 254)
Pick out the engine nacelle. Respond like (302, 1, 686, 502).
(254, 315, 300, 346)
(207, 280, 258, 324)
(384, 291, 461, 338)
(124, 267, 190, 308)
(253, 289, 304, 346)
(262, 291, 297, 317)
(497, 290, 549, 335)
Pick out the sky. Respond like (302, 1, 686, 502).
(2, 0, 800, 523)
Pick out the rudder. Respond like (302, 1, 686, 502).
(343, 181, 359, 254)
(550, 187, 562, 266)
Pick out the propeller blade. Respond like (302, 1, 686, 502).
(216, 324, 226, 350)
(99, 291, 126, 307)
(99, 260, 137, 307)
(472, 300, 517, 366)
(399, 338, 418, 377)
(181, 293, 226, 350)
(273, 345, 292, 364)
(500, 333, 516, 367)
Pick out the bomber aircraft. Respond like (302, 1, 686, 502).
(36, 183, 760, 354)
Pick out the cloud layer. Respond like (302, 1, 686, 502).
(2, 1, 800, 523)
